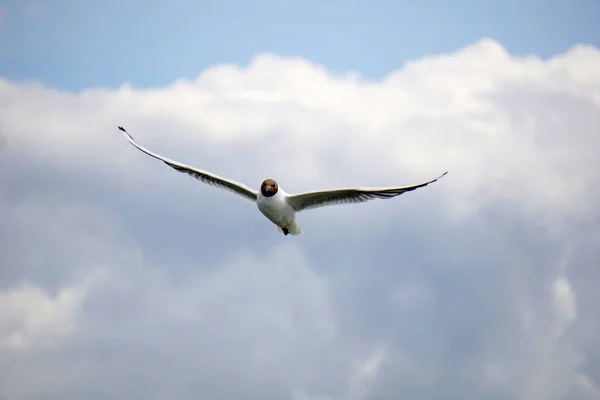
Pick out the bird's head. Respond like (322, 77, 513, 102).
(261, 179, 279, 197)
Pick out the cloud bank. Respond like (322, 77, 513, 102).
(1, 38, 599, 399)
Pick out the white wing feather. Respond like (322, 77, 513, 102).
(286, 172, 448, 212)
(118, 126, 258, 203)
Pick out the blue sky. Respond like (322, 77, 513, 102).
(1, 0, 599, 90)
(2, 2, 600, 399)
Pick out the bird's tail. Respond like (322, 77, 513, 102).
(288, 222, 304, 235)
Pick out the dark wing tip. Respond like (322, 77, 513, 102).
(117, 126, 135, 141)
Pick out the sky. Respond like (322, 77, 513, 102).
(0, 0, 599, 90)
(1, 2, 600, 400)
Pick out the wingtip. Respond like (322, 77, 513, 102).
(117, 125, 134, 140)
(437, 170, 449, 180)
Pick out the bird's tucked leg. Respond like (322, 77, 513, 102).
(282, 227, 289, 235)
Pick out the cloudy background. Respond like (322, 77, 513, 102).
(1, 2, 600, 400)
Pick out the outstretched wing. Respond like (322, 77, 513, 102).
(118, 126, 258, 203)
(286, 171, 447, 212)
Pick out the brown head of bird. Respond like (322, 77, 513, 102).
(261, 179, 278, 197)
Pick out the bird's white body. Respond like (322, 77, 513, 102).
(256, 188, 304, 235)
(117, 126, 447, 236)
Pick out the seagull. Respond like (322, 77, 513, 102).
(117, 126, 448, 235)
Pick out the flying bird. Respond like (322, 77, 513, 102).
(117, 126, 447, 235)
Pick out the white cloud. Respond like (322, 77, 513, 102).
(2, 39, 599, 228)
(553, 276, 577, 325)
(0, 38, 599, 399)
(0, 282, 85, 352)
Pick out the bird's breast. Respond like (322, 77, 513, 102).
(257, 194, 295, 223)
